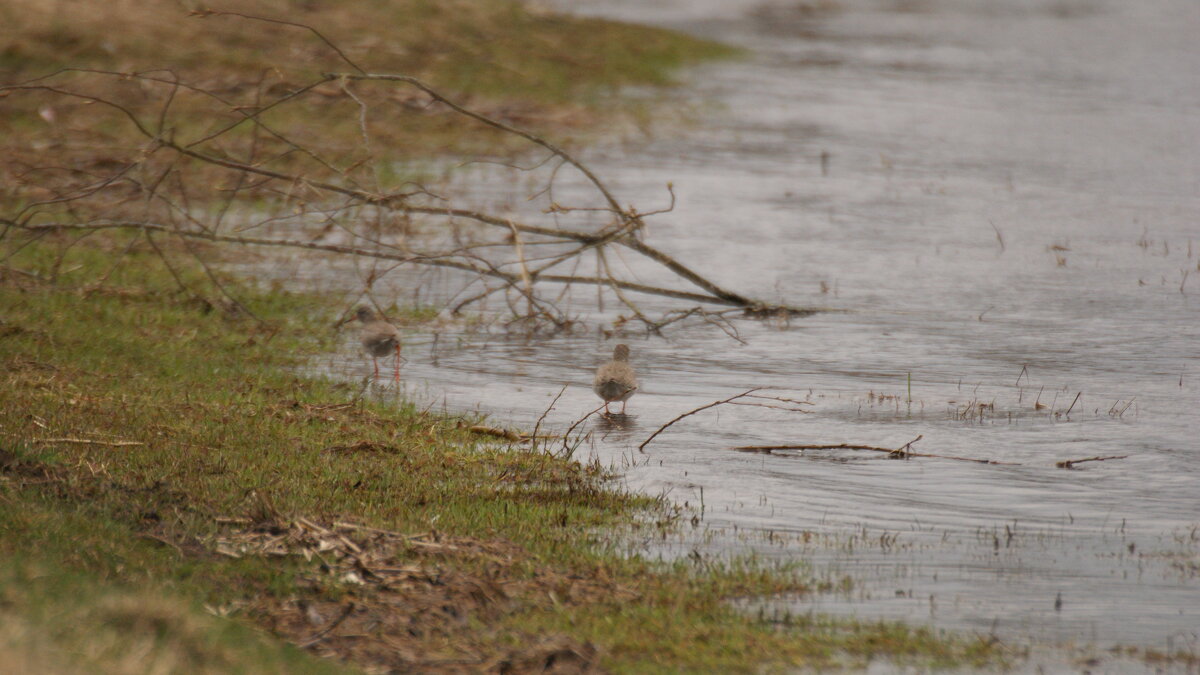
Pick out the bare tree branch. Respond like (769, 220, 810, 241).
(1, 20, 818, 336)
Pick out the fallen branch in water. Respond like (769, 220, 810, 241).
(1, 46, 820, 335)
(733, 435, 1021, 465)
(736, 443, 893, 453)
(1055, 455, 1128, 469)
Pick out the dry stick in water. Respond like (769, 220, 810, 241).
(325, 71, 767, 316)
(1062, 391, 1082, 417)
(734, 435, 1022, 465)
(638, 389, 762, 453)
(893, 434, 923, 455)
(1055, 455, 1129, 470)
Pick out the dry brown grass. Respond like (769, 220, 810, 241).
(219, 516, 626, 672)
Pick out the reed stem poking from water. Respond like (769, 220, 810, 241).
(1061, 391, 1082, 417)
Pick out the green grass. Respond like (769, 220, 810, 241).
(2, 0, 736, 103)
(0, 235, 1000, 672)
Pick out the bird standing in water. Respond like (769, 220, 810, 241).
(593, 343, 637, 415)
(354, 306, 402, 382)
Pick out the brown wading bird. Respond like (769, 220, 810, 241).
(594, 343, 638, 415)
(355, 306, 402, 382)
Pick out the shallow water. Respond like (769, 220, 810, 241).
(301, 0, 1199, 656)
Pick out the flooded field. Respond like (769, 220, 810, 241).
(285, 0, 1199, 660)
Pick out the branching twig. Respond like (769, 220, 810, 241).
(558, 401, 611, 456)
(532, 385, 567, 450)
(327, 72, 631, 223)
(1, 24, 817, 336)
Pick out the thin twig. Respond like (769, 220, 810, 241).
(559, 402, 609, 454)
(639, 389, 761, 453)
(988, 218, 1006, 253)
(1055, 455, 1128, 469)
(892, 434, 923, 456)
(726, 401, 811, 413)
(532, 384, 567, 450)
(194, 10, 366, 75)
(1062, 391, 1082, 417)
(327, 73, 630, 221)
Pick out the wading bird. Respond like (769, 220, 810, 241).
(355, 306, 402, 382)
(594, 343, 637, 415)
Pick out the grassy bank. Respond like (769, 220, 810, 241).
(1, 0, 737, 197)
(0, 237, 1000, 672)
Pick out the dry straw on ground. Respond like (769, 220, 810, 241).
(210, 515, 630, 672)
